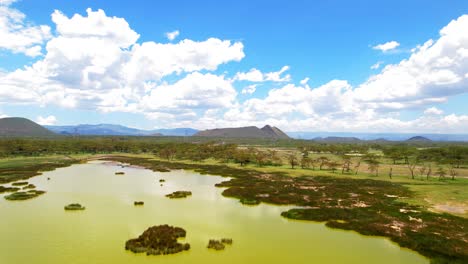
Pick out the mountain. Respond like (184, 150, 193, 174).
(46, 124, 146, 136)
(406, 136, 432, 142)
(287, 132, 468, 142)
(260, 125, 290, 139)
(314, 136, 361, 142)
(0, 117, 56, 137)
(194, 125, 290, 139)
(46, 124, 199, 136)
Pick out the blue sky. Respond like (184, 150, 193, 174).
(0, 0, 467, 133)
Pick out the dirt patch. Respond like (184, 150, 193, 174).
(433, 204, 467, 214)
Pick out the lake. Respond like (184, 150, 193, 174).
(0, 161, 428, 263)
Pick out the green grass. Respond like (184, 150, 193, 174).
(0, 155, 87, 184)
(104, 154, 468, 263)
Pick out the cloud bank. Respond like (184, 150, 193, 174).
(0, 4, 467, 133)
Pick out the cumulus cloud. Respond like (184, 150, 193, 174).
(36, 115, 57, 125)
(424, 107, 443, 115)
(0, 8, 244, 115)
(0, 0, 51, 56)
(0, 6, 467, 133)
(300, 77, 310, 85)
(234, 66, 291, 82)
(165, 30, 179, 41)
(370, 61, 383, 70)
(241, 84, 257, 94)
(373, 41, 400, 52)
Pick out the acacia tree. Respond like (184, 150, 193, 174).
(436, 167, 446, 181)
(364, 154, 380, 176)
(318, 156, 329, 170)
(406, 157, 419, 179)
(300, 156, 311, 169)
(426, 164, 432, 180)
(354, 159, 362, 175)
(328, 161, 340, 173)
(341, 156, 352, 174)
(287, 153, 299, 169)
(449, 164, 457, 180)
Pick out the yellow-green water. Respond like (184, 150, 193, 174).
(0, 161, 428, 264)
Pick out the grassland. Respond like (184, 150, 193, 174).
(104, 154, 468, 263)
(0, 152, 466, 262)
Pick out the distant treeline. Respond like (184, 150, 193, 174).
(0, 137, 466, 166)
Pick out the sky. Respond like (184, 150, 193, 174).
(0, 0, 467, 133)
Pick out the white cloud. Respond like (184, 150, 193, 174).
(0, 0, 51, 57)
(136, 72, 237, 119)
(0, 8, 244, 113)
(165, 30, 179, 41)
(36, 115, 57, 125)
(370, 61, 383, 70)
(241, 84, 257, 94)
(424, 107, 443, 115)
(0, 6, 467, 133)
(373, 41, 400, 52)
(234, 66, 291, 82)
(300, 77, 310, 85)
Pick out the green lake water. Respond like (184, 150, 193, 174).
(0, 161, 428, 264)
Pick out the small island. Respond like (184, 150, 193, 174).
(64, 203, 86, 210)
(125, 225, 190, 255)
(207, 238, 233, 251)
(165, 191, 192, 199)
(4, 190, 46, 200)
(11, 181, 29, 186)
(22, 184, 36, 190)
(134, 201, 144, 206)
(240, 198, 260, 205)
(159, 179, 166, 182)
(0, 185, 20, 193)
(115, 172, 125, 175)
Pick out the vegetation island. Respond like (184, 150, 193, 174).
(207, 238, 233, 250)
(4, 190, 46, 200)
(125, 225, 190, 255)
(134, 201, 144, 206)
(64, 203, 86, 210)
(165, 191, 192, 199)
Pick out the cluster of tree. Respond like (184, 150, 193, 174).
(0, 138, 466, 180)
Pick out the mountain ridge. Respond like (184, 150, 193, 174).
(194, 125, 290, 139)
(0, 117, 56, 137)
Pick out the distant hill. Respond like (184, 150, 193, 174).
(314, 136, 361, 143)
(46, 124, 199, 136)
(406, 136, 432, 142)
(194, 125, 290, 139)
(0, 117, 56, 137)
(287, 132, 468, 142)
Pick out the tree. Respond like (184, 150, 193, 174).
(234, 149, 251, 166)
(436, 167, 446, 181)
(341, 156, 352, 174)
(318, 156, 329, 170)
(354, 159, 362, 175)
(328, 161, 340, 173)
(254, 150, 268, 167)
(406, 158, 418, 180)
(426, 164, 432, 181)
(449, 164, 457, 180)
(300, 156, 311, 169)
(287, 153, 299, 169)
(388, 166, 393, 179)
(368, 160, 380, 176)
(364, 154, 380, 176)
